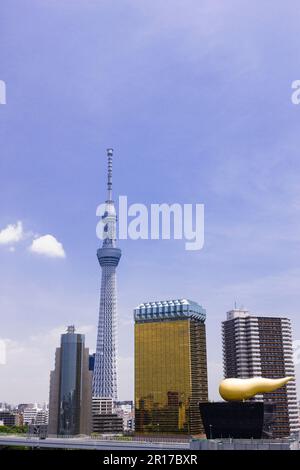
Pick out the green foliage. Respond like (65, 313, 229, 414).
(0, 425, 28, 434)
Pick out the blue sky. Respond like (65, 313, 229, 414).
(1, 0, 300, 403)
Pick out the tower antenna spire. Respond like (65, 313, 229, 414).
(107, 148, 113, 201)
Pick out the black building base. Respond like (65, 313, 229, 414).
(199, 402, 274, 439)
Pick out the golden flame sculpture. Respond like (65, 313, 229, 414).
(219, 377, 293, 401)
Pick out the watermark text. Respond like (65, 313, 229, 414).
(96, 196, 204, 251)
(0, 80, 6, 105)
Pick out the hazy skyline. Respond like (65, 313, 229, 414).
(1, 0, 300, 404)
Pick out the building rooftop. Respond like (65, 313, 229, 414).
(225, 309, 291, 322)
(134, 298, 206, 323)
(226, 309, 250, 321)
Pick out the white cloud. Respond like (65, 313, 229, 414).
(0, 221, 23, 245)
(29, 234, 66, 258)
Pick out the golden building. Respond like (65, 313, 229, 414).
(134, 299, 208, 435)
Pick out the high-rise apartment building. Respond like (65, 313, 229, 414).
(93, 149, 121, 400)
(222, 308, 299, 437)
(134, 299, 208, 435)
(48, 326, 92, 436)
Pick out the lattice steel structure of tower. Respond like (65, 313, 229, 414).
(92, 149, 121, 400)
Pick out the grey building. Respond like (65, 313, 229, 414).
(92, 397, 124, 434)
(92, 414, 123, 434)
(222, 308, 299, 438)
(48, 326, 92, 436)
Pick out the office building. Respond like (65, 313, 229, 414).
(23, 405, 39, 425)
(92, 397, 123, 434)
(222, 308, 299, 437)
(48, 326, 92, 435)
(36, 409, 49, 425)
(93, 149, 121, 400)
(92, 414, 123, 434)
(21, 404, 48, 425)
(0, 411, 18, 426)
(134, 299, 208, 435)
(92, 397, 114, 415)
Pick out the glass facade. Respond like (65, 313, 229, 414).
(134, 299, 208, 435)
(58, 329, 84, 435)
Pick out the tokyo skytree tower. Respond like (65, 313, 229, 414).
(92, 149, 121, 399)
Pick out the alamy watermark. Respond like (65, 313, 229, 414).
(0, 80, 6, 105)
(0, 340, 6, 365)
(291, 80, 300, 105)
(96, 196, 204, 251)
